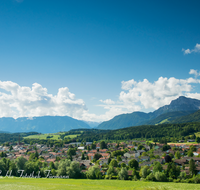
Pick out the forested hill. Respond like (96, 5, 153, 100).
(77, 122, 200, 142)
(172, 109, 200, 123)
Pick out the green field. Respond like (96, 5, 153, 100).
(24, 134, 60, 140)
(24, 133, 80, 140)
(0, 178, 200, 190)
(64, 134, 79, 139)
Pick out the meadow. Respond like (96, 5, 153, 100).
(0, 178, 200, 190)
(24, 133, 79, 140)
(23, 134, 60, 140)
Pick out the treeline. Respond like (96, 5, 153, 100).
(76, 122, 200, 142)
(0, 132, 39, 144)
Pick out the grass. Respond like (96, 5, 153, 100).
(65, 134, 79, 139)
(24, 134, 60, 140)
(0, 178, 200, 190)
(24, 133, 80, 140)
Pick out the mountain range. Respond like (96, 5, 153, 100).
(0, 116, 91, 133)
(97, 96, 200, 130)
(0, 96, 200, 133)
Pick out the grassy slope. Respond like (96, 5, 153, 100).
(0, 178, 200, 190)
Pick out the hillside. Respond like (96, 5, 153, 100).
(77, 122, 200, 141)
(97, 96, 200, 130)
(172, 109, 200, 123)
(0, 116, 91, 133)
(97, 112, 154, 130)
(144, 111, 196, 125)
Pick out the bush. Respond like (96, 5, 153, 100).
(168, 177, 173, 182)
(173, 179, 180, 183)
(193, 175, 200, 183)
(146, 173, 156, 181)
(155, 172, 167, 182)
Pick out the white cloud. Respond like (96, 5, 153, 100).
(0, 81, 87, 120)
(119, 76, 200, 110)
(189, 69, 200, 78)
(97, 70, 200, 121)
(0, 70, 200, 122)
(100, 99, 115, 105)
(182, 43, 200, 54)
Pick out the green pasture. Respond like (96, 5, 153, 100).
(24, 134, 60, 140)
(0, 178, 200, 190)
(24, 133, 80, 140)
(64, 134, 79, 139)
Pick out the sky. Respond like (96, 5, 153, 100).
(0, 0, 200, 122)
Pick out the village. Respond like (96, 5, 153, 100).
(1, 137, 200, 179)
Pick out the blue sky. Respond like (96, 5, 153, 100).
(0, 0, 200, 121)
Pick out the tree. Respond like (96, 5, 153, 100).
(190, 145, 196, 152)
(91, 143, 96, 149)
(196, 137, 200, 143)
(109, 159, 118, 167)
(86, 165, 101, 179)
(139, 166, 150, 178)
(175, 151, 181, 159)
(117, 155, 122, 162)
(107, 166, 117, 179)
(9, 146, 13, 151)
(15, 156, 27, 170)
(93, 153, 102, 162)
(137, 144, 145, 150)
(187, 150, 194, 157)
(128, 159, 138, 169)
(100, 141, 107, 149)
(57, 159, 71, 176)
(162, 144, 171, 151)
(165, 162, 180, 179)
(189, 159, 196, 176)
(66, 161, 81, 178)
(0, 160, 6, 176)
(118, 167, 128, 180)
(67, 148, 76, 157)
(121, 162, 126, 168)
(153, 161, 163, 173)
(49, 161, 55, 170)
(155, 171, 167, 182)
(81, 152, 85, 160)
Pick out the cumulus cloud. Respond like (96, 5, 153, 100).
(98, 70, 200, 121)
(119, 76, 200, 110)
(189, 69, 200, 78)
(0, 81, 87, 119)
(1, 70, 200, 122)
(182, 43, 200, 54)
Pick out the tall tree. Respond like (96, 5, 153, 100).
(189, 159, 196, 176)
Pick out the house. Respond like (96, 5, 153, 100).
(124, 151, 135, 158)
(174, 159, 188, 166)
(88, 153, 95, 161)
(140, 156, 150, 162)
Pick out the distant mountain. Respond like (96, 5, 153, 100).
(152, 96, 200, 118)
(0, 116, 91, 133)
(83, 121, 102, 128)
(97, 112, 153, 130)
(97, 96, 200, 130)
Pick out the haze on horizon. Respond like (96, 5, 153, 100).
(0, 0, 200, 122)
